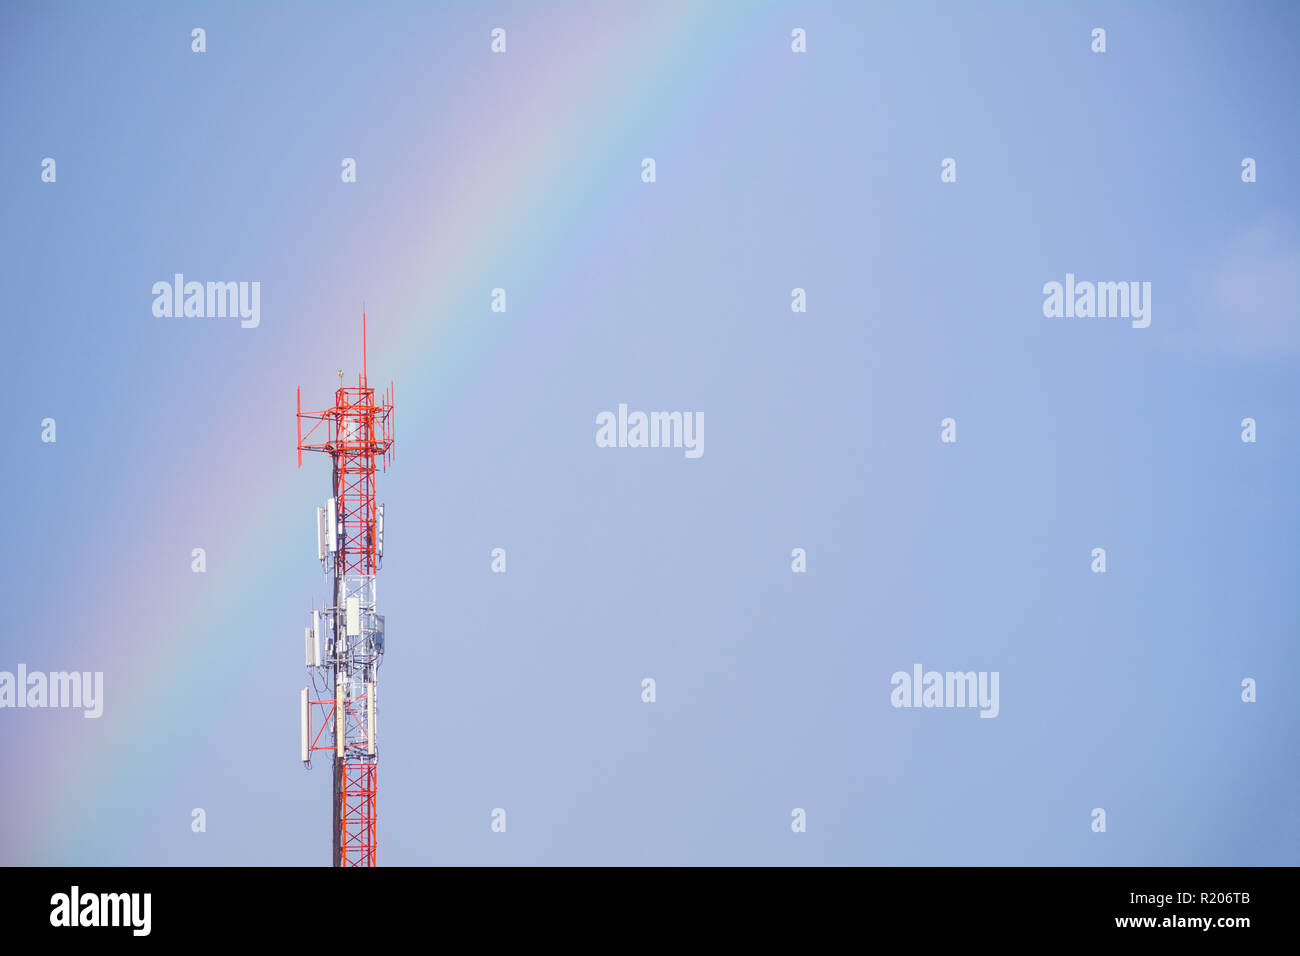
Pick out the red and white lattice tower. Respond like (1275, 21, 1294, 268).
(296, 314, 394, 867)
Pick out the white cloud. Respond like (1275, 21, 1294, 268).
(1204, 220, 1300, 358)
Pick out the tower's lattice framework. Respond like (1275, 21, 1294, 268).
(297, 316, 394, 867)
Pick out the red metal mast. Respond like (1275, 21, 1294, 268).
(296, 314, 395, 866)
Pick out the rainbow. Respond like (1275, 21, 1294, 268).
(9, 3, 757, 864)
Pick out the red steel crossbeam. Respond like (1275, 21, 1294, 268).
(306, 697, 374, 754)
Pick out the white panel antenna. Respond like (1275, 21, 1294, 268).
(300, 688, 309, 763)
(367, 682, 376, 756)
(335, 680, 345, 758)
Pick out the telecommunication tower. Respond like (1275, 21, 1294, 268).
(296, 314, 394, 867)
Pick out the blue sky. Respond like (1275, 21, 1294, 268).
(0, 1, 1296, 865)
